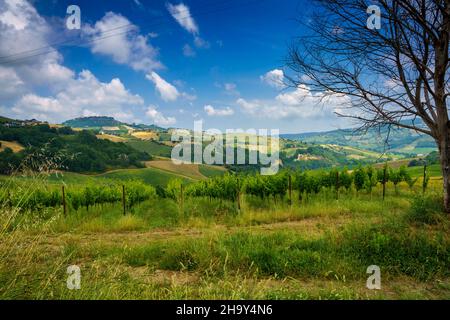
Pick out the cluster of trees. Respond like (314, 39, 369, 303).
(0, 124, 151, 174)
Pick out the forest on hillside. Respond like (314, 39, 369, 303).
(0, 124, 150, 174)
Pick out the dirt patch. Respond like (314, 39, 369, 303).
(0, 140, 24, 153)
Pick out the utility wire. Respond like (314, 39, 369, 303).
(0, 0, 261, 65)
(0, 0, 234, 60)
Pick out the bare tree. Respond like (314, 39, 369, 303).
(286, 0, 450, 211)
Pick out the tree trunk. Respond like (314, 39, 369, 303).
(439, 137, 450, 213)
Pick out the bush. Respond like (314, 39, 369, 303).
(340, 221, 450, 280)
(407, 194, 445, 225)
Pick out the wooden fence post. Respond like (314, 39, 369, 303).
(422, 163, 427, 194)
(180, 184, 184, 213)
(237, 189, 241, 211)
(335, 171, 339, 200)
(62, 185, 67, 216)
(122, 185, 126, 215)
(288, 174, 292, 206)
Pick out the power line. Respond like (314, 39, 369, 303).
(0, 0, 233, 61)
(0, 0, 260, 65)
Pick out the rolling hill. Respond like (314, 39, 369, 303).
(5, 160, 227, 187)
(63, 116, 165, 131)
(282, 124, 437, 157)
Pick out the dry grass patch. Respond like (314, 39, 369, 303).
(131, 131, 158, 140)
(146, 160, 206, 179)
(96, 134, 127, 143)
(0, 140, 24, 153)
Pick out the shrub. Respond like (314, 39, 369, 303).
(407, 193, 445, 225)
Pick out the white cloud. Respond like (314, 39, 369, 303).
(0, 0, 75, 97)
(224, 83, 236, 91)
(167, 3, 198, 35)
(11, 70, 144, 123)
(182, 43, 196, 57)
(0, 1, 146, 124)
(260, 69, 285, 89)
(0, 66, 25, 99)
(83, 12, 162, 72)
(237, 84, 350, 120)
(204, 105, 234, 116)
(0, 0, 36, 30)
(181, 92, 197, 101)
(145, 105, 176, 126)
(167, 3, 210, 51)
(193, 36, 210, 49)
(146, 71, 180, 102)
(224, 82, 239, 96)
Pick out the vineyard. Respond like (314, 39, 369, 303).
(0, 180, 156, 213)
(178, 165, 430, 209)
(0, 164, 432, 216)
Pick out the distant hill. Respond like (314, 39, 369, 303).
(63, 116, 122, 128)
(281, 124, 437, 157)
(63, 116, 164, 131)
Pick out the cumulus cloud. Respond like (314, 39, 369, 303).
(0, 0, 157, 125)
(0, 0, 75, 98)
(83, 12, 162, 72)
(204, 105, 234, 116)
(146, 71, 180, 102)
(167, 3, 210, 50)
(167, 3, 198, 35)
(237, 84, 350, 120)
(0, 66, 25, 99)
(11, 70, 144, 123)
(145, 105, 176, 126)
(260, 69, 285, 89)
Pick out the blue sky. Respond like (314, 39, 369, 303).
(0, 0, 352, 133)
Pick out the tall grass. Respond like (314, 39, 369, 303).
(0, 165, 449, 299)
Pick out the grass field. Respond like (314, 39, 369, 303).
(0, 174, 449, 299)
(95, 167, 194, 186)
(0, 161, 227, 188)
(0, 167, 193, 187)
(406, 164, 442, 178)
(146, 160, 226, 180)
(126, 139, 173, 158)
(96, 134, 127, 143)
